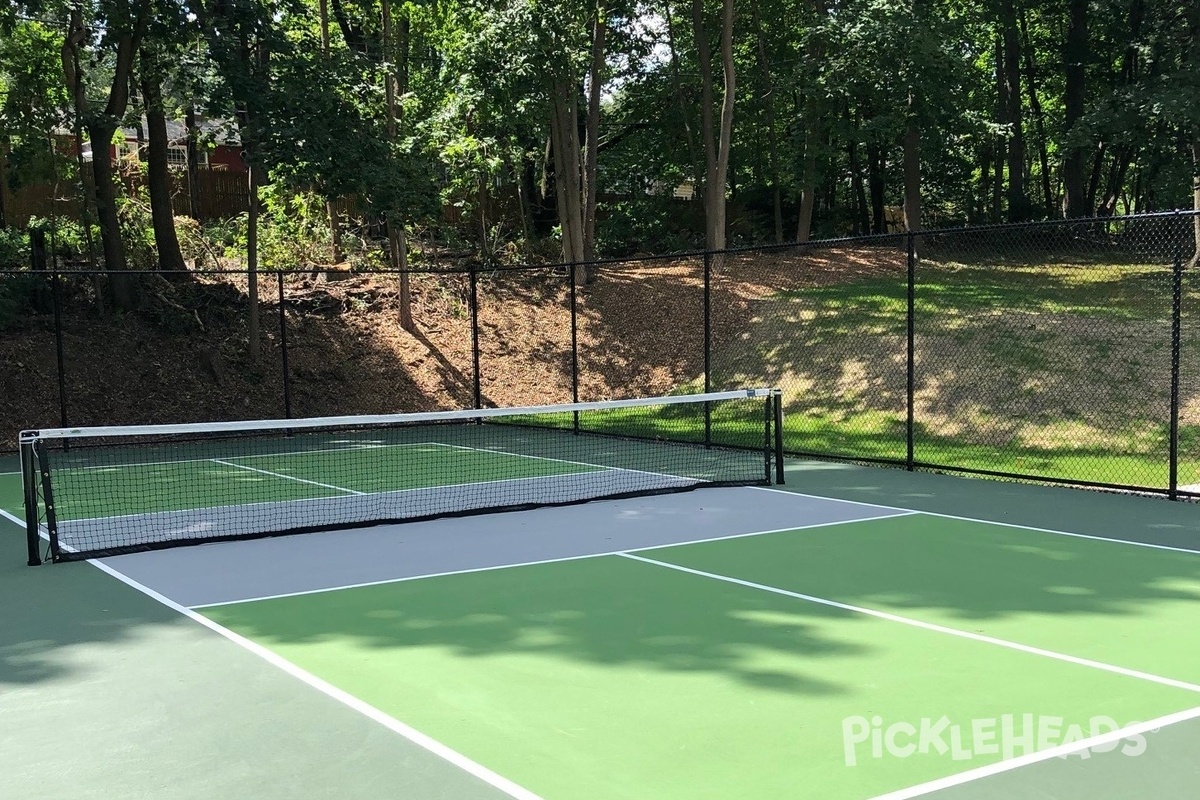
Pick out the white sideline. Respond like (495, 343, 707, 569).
(87, 559, 544, 800)
(753, 486, 1200, 556)
(619, 553, 1200, 695)
(866, 705, 1200, 800)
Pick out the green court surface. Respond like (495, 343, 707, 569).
(5, 457, 1200, 800)
(203, 533, 1199, 800)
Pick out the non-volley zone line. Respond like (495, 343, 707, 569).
(618, 552, 1200, 694)
(187, 512, 917, 609)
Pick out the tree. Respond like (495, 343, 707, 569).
(139, 42, 186, 271)
(1062, 0, 1088, 217)
(691, 0, 735, 252)
(62, 2, 152, 306)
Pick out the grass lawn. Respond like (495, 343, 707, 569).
(578, 256, 1200, 491)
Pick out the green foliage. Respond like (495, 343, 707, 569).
(597, 195, 705, 256)
(0, 227, 29, 269)
(25, 217, 97, 261)
(0, 20, 73, 190)
(0, 271, 46, 330)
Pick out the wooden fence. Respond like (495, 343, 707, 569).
(0, 166, 255, 227)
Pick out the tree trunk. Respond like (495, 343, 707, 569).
(868, 141, 885, 234)
(550, 82, 586, 285)
(1063, 0, 1088, 217)
(141, 49, 186, 272)
(62, 6, 145, 305)
(88, 123, 130, 274)
(902, 105, 921, 233)
(246, 163, 262, 364)
(664, 1, 700, 188)
(0, 143, 7, 229)
(1097, 145, 1135, 216)
(382, 0, 413, 330)
(1191, 139, 1200, 269)
(185, 104, 202, 221)
(1019, 7, 1053, 213)
(795, 0, 826, 243)
(999, 0, 1028, 221)
(1087, 141, 1106, 212)
(317, 0, 341, 262)
(848, 134, 869, 235)
(691, 0, 719, 251)
(581, 3, 606, 264)
(751, 2, 782, 243)
(712, 0, 735, 253)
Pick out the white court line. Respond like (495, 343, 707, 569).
(0, 507, 25, 527)
(753, 486, 1200, 556)
(85, 559, 543, 800)
(866, 705, 1200, 800)
(210, 459, 365, 496)
(618, 553, 1200, 695)
(416, 441, 715, 483)
(53, 469, 673, 528)
(61, 443, 393, 472)
(188, 511, 917, 609)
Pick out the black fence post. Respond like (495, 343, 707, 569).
(906, 231, 916, 471)
(570, 269, 580, 434)
(703, 250, 713, 447)
(277, 272, 292, 419)
(1169, 215, 1184, 500)
(51, 269, 68, 432)
(469, 263, 482, 410)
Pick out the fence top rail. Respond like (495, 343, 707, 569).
(2, 208, 1195, 279)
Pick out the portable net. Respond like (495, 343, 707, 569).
(21, 389, 784, 563)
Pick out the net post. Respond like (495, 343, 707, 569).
(906, 231, 916, 471)
(34, 440, 60, 562)
(1169, 213, 1183, 500)
(470, 263, 482, 411)
(763, 392, 773, 484)
(21, 440, 41, 566)
(569, 267, 580, 434)
(703, 251, 712, 447)
(277, 271, 292, 419)
(772, 389, 785, 485)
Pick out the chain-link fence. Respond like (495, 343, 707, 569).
(3, 210, 1199, 497)
(711, 236, 910, 460)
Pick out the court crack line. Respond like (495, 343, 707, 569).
(618, 552, 1200, 694)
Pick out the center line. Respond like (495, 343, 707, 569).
(619, 552, 1200, 694)
(211, 459, 365, 496)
